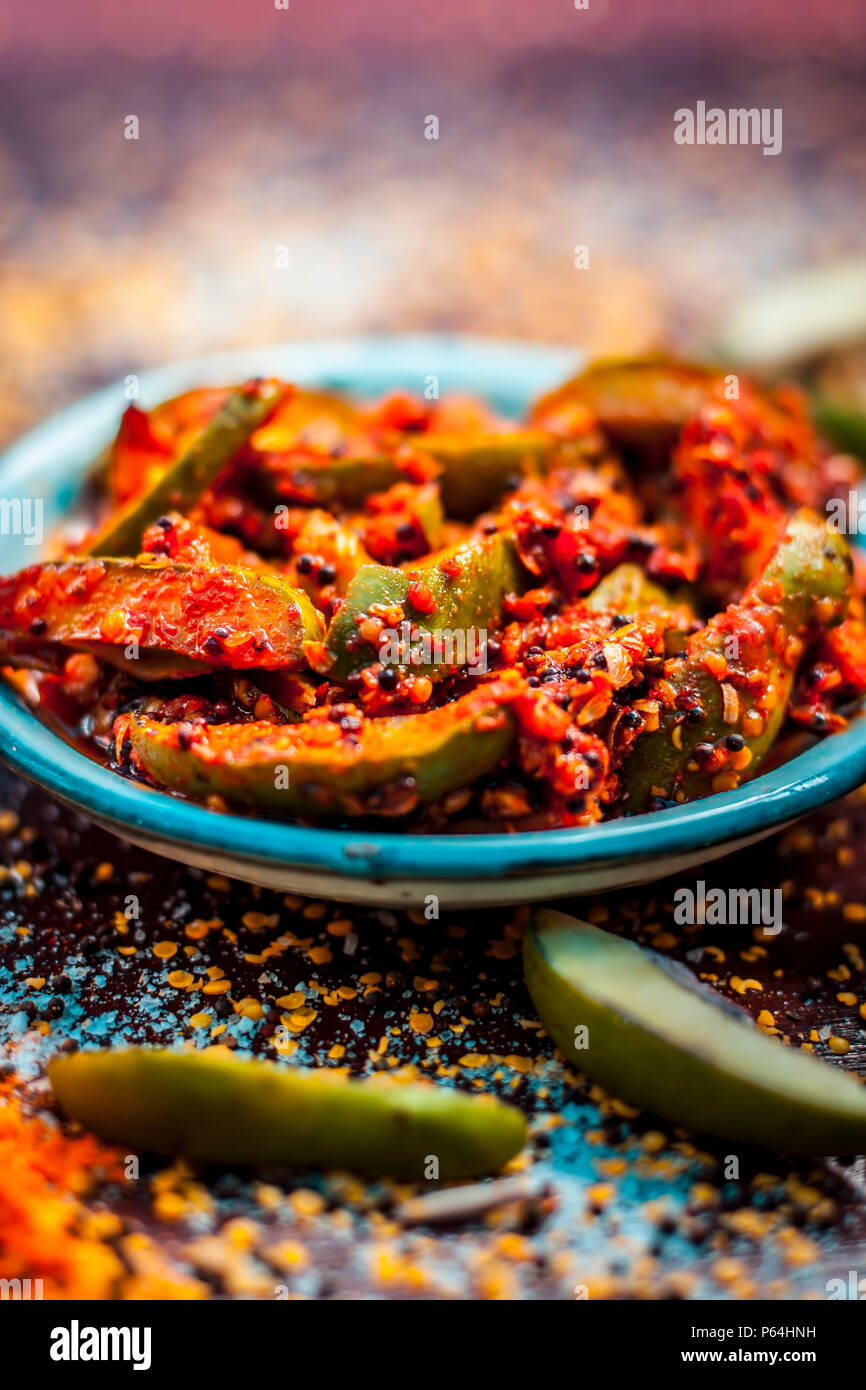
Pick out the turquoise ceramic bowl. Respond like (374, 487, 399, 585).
(2, 335, 866, 907)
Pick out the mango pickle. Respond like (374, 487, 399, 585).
(49, 1048, 527, 1179)
(623, 511, 852, 811)
(1, 355, 863, 833)
(129, 678, 519, 816)
(525, 910, 866, 1154)
(0, 558, 324, 677)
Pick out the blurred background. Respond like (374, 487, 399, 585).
(0, 0, 864, 444)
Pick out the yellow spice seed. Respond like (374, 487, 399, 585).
(276, 992, 306, 1010)
(837, 992, 857, 1006)
(843, 902, 866, 923)
(153, 1191, 187, 1223)
(203, 979, 231, 996)
(167, 970, 194, 989)
(283, 1008, 317, 1032)
(587, 904, 610, 925)
(730, 976, 762, 994)
(188, 1012, 212, 1029)
(242, 911, 278, 930)
(267, 1239, 310, 1271)
(712, 771, 739, 794)
(651, 932, 677, 950)
(828, 1036, 850, 1055)
(94, 861, 114, 882)
(290, 1189, 326, 1218)
(234, 998, 264, 1020)
(742, 710, 763, 738)
(586, 1183, 614, 1209)
(327, 918, 353, 937)
(640, 1131, 667, 1153)
(153, 942, 178, 959)
(302, 901, 328, 920)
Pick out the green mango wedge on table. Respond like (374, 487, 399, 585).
(48, 1048, 527, 1180)
(0, 558, 324, 678)
(622, 510, 852, 812)
(524, 910, 866, 1154)
(129, 678, 518, 816)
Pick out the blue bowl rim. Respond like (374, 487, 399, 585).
(2, 333, 866, 883)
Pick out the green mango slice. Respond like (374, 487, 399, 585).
(0, 558, 324, 678)
(813, 349, 866, 459)
(530, 356, 719, 453)
(268, 428, 563, 519)
(424, 431, 559, 518)
(525, 910, 866, 1154)
(88, 379, 289, 557)
(129, 679, 517, 815)
(622, 511, 852, 811)
(586, 564, 699, 656)
(585, 563, 675, 616)
(49, 1048, 527, 1179)
(322, 531, 525, 683)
